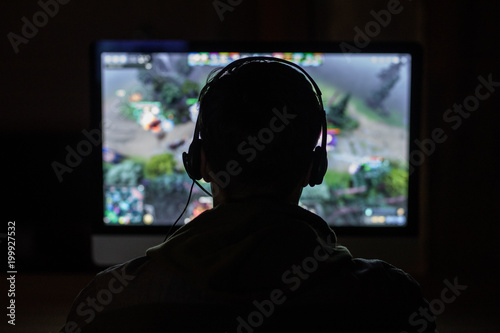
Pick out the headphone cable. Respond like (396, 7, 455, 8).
(163, 179, 213, 242)
(163, 180, 195, 242)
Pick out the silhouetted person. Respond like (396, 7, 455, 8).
(62, 57, 436, 333)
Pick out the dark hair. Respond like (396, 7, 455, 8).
(198, 60, 323, 196)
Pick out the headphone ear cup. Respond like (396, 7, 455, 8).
(183, 138, 203, 180)
(309, 146, 327, 187)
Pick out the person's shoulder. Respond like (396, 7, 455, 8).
(352, 258, 416, 280)
(344, 258, 436, 332)
(62, 256, 150, 332)
(89, 255, 149, 291)
(285, 256, 436, 333)
(349, 258, 423, 298)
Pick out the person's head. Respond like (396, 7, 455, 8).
(192, 57, 325, 204)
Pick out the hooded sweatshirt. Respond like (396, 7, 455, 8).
(63, 199, 436, 333)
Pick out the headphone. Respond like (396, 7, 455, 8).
(182, 56, 328, 189)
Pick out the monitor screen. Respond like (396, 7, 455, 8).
(92, 41, 421, 235)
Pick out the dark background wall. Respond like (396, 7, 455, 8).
(2, 0, 499, 327)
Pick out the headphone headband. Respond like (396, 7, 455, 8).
(183, 56, 328, 187)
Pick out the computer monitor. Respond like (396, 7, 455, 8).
(90, 40, 423, 269)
